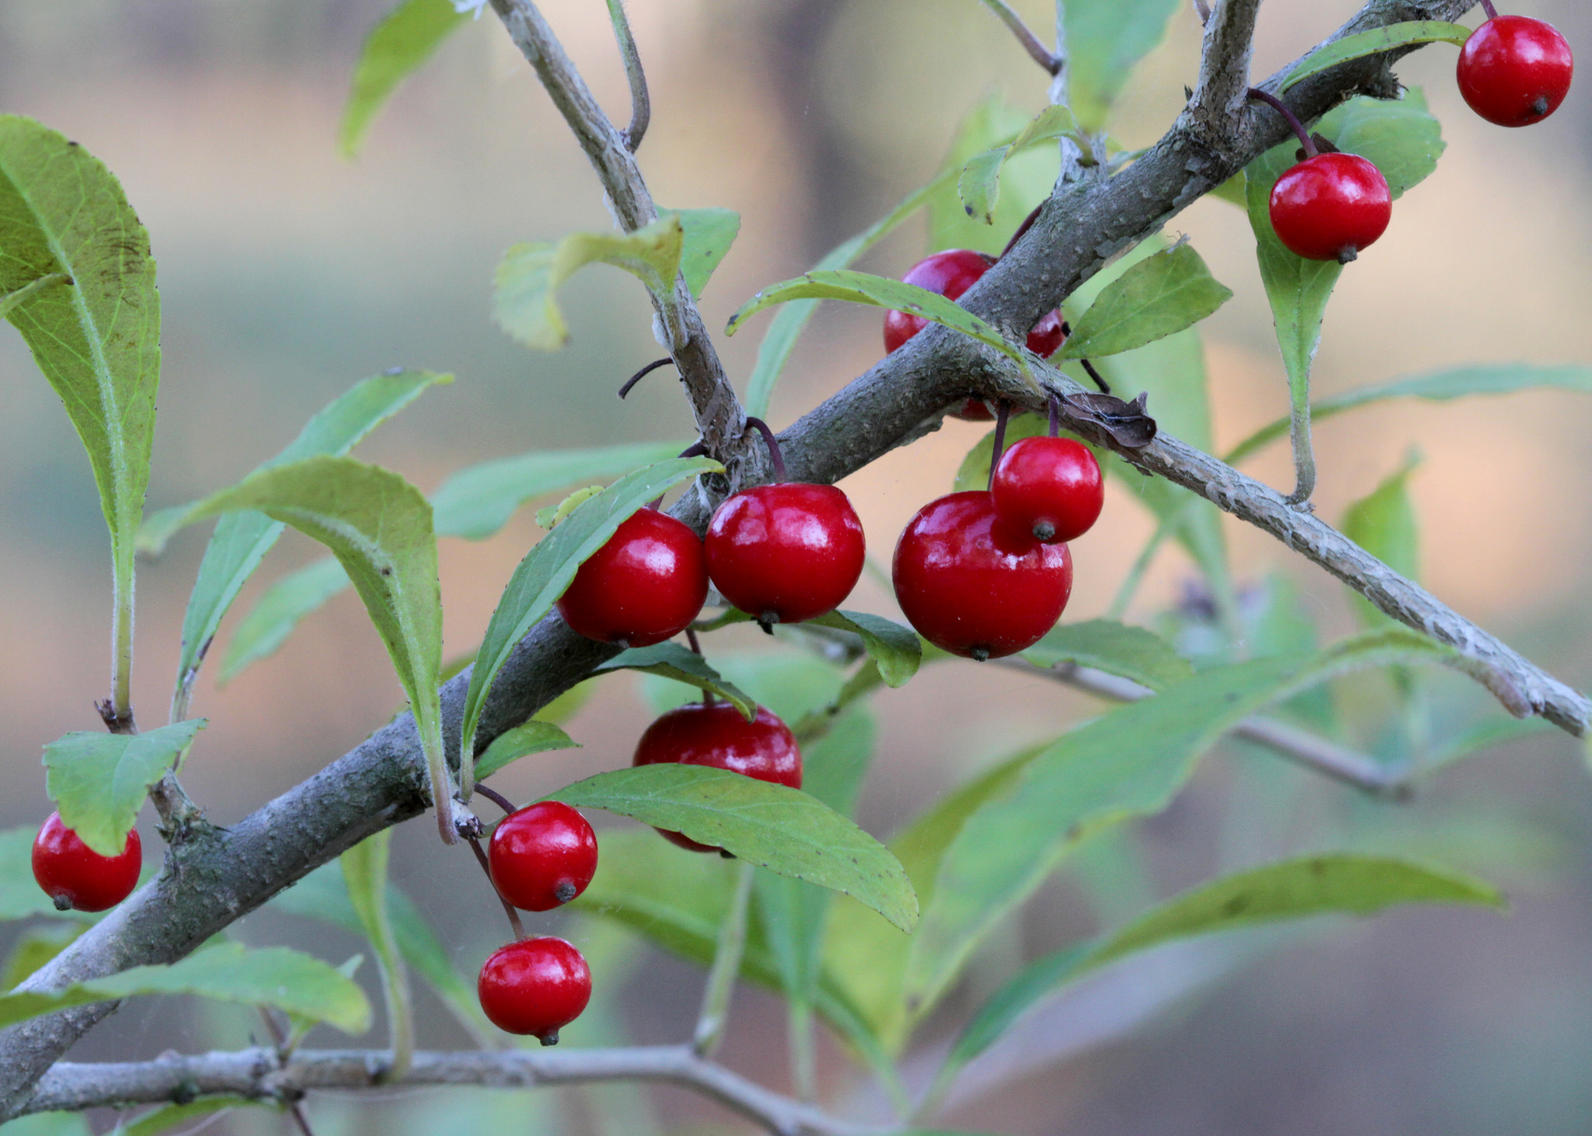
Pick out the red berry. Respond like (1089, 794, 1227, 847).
(632, 702, 801, 853)
(556, 507, 708, 647)
(31, 811, 141, 913)
(883, 249, 1067, 418)
(991, 436, 1105, 543)
(706, 482, 866, 625)
(477, 936, 591, 1044)
(892, 490, 1073, 660)
(1268, 153, 1392, 263)
(488, 801, 598, 912)
(1457, 15, 1573, 127)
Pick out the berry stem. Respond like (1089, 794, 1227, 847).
(1479, 0, 1498, 19)
(692, 861, 756, 1057)
(617, 357, 674, 399)
(742, 416, 787, 482)
(466, 833, 526, 941)
(987, 402, 1012, 492)
(474, 784, 517, 817)
(1246, 87, 1317, 157)
(1047, 393, 1061, 438)
(978, 0, 1063, 74)
(999, 202, 1045, 261)
(603, 0, 650, 151)
(685, 628, 718, 704)
(1078, 356, 1111, 393)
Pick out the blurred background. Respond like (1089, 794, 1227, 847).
(3, 1, 1592, 1133)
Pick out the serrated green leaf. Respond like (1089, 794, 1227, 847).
(1225, 364, 1592, 464)
(551, 764, 916, 932)
(493, 216, 684, 350)
(0, 115, 161, 707)
(958, 104, 1080, 225)
(1064, 0, 1181, 128)
(726, 269, 1031, 377)
(1021, 619, 1193, 691)
(43, 720, 206, 856)
(903, 629, 1474, 1023)
(459, 456, 722, 793)
(593, 642, 759, 720)
(536, 485, 605, 529)
(807, 610, 922, 688)
(1, 924, 83, 990)
(1057, 244, 1232, 360)
(217, 557, 350, 685)
(475, 720, 578, 782)
(1342, 453, 1420, 627)
(342, 830, 412, 1072)
(430, 439, 683, 541)
(0, 943, 371, 1034)
(665, 206, 740, 299)
(1281, 21, 1472, 91)
(185, 456, 450, 838)
(937, 854, 1502, 1085)
(340, 0, 470, 158)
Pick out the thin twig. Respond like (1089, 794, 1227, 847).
(979, 0, 1061, 74)
(692, 862, 756, 1058)
(604, 0, 650, 150)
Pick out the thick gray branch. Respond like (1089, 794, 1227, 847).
(25, 1046, 889, 1136)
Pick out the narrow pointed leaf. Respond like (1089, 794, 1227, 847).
(958, 104, 1079, 225)
(340, 0, 470, 158)
(217, 557, 350, 685)
(593, 642, 759, 720)
(493, 216, 684, 350)
(475, 720, 578, 782)
(551, 763, 917, 932)
(458, 456, 722, 789)
(43, 720, 206, 856)
(342, 830, 412, 1072)
(807, 610, 922, 688)
(1057, 244, 1232, 360)
(726, 269, 1030, 376)
(0, 943, 371, 1034)
(665, 206, 740, 299)
(1281, 22, 1472, 90)
(1064, 0, 1181, 127)
(1020, 619, 1193, 692)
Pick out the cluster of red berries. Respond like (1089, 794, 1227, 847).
(1266, 8, 1572, 264)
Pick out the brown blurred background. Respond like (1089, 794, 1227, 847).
(3, 2, 1592, 1133)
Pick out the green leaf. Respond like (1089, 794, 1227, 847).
(725, 269, 1031, 376)
(341, 830, 412, 1070)
(0, 115, 161, 688)
(339, 0, 469, 158)
(939, 855, 1502, 1083)
(458, 456, 722, 790)
(185, 456, 449, 838)
(593, 642, 759, 720)
(1342, 452, 1420, 626)
(1057, 243, 1232, 360)
(431, 439, 683, 541)
(665, 206, 740, 299)
(1281, 21, 1472, 91)
(903, 629, 1475, 1021)
(807, 610, 922, 688)
(929, 95, 1055, 256)
(0, 272, 70, 319)
(1020, 619, 1193, 692)
(551, 764, 917, 933)
(1324, 88, 1445, 199)
(0, 943, 371, 1034)
(1064, 0, 1181, 128)
(493, 215, 684, 350)
(117, 1099, 269, 1136)
(217, 557, 350, 685)
(475, 720, 578, 782)
(1225, 363, 1592, 463)
(3, 1114, 91, 1136)
(958, 104, 1080, 225)
(42, 720, 206, 856)
(2, 924, 83, 990)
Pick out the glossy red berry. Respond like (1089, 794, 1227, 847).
(883, 249, 1067, 418)
(1457, 15, 1573, 127)
(31, 811, 141, 913)
(632, 702, 801, 853)
(488, 801, 598, 912)
(706, 483, 866, 625)
(556, 507, 708, 648)
(1268, 153, 1392, 263)
(991, 436, 1105, 543)
(892, 490, 1073, 660)
(477, 936, 592, 1044)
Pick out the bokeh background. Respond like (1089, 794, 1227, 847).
(3, 1, 1592, 1133)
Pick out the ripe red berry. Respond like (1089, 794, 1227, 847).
(556, 507, 708, 648)
(632, 702, 801, 853)
(892, 490, 1073, 660)
(706, 482, 866, 626)
(477, 936, 592, 1044)
(31, 811, 141, 913)
(1457, 15, 1573, 127)
(883, 249, 1067, 418)
(990, 436, 1105, 543)
(488, 801, 598, 912)
(1268, 152, 1392, 263)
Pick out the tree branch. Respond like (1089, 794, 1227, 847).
(23, 1046, 892, 1136)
